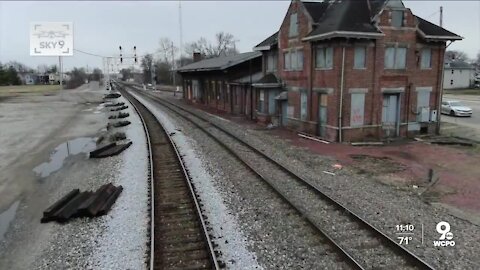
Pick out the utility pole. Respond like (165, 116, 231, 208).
(440, 6, 443, 27)
(179, 0, 183, 67)
(151, 60, 156, 90)
(58, 56, 63, 90)
(172, 42, 176, 87)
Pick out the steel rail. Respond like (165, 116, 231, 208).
(116, 83, 219, 270)
(126, 84, 435, 270)
(124, 86, 365, 269)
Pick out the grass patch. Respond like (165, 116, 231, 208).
(444, 89, 480, 95)
(0, 85, 61, 97)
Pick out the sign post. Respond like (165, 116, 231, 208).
(30, 22, 73, 89)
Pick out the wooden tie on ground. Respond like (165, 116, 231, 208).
(89, 141, 132, 158)
(41, 183, 123, 223)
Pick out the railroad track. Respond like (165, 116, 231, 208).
(121, 83, 435, 270)
(116, 84, 219, 270)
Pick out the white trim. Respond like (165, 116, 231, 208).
(417, 28, 463, 41)
(253, 46, 271, 51)
(415, 86, 433, 92)
(252, 83, 282, 88)
(303, 31, 384, 41)
(381, 87, 405, 93)
(348, 88, 368, 94)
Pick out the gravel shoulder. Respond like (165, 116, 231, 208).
(158, 93, 480, 269)
(0, 85, 149, 270)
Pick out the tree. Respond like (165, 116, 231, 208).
(66, 68, 87, 89)
(475, 52, 480, 66)
(120, 68, 133, 81)
(158, 38, 178, 63)
(48, 65, 58, 74)
(0, 63, 7, 85)
(445, 50, 469, 62)
(6, 66, 21, 85)
(141, 54, 154, 83)
(185, 32, 239, 58)
(89, 68, 103, 81)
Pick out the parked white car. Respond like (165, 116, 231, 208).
(441, 100, 473, 117)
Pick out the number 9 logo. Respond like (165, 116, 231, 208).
(59, 41, 65, 48)
(436, 221, 451, 240)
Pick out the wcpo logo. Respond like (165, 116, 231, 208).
(433, 221, 455, 247)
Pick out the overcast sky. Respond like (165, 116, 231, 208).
(0, 0, 479, 72)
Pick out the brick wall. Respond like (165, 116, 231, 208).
(276, 2, 446, 142)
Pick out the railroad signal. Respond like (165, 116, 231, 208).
(119, 45, 123, 63)
(134, 46, 137, 63)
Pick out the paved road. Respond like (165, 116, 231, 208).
(441, 94, 480, 140)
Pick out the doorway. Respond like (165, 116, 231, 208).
(382, 94, 400, 137)
(317, 94, 327, 138)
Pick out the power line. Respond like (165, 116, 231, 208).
(73, 48, 110, 58)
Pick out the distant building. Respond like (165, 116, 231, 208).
(48, 73, 69, 84)
(443, 60, 476, 89)
(178, 52, 262, 117)
(18, 72, 37, 85)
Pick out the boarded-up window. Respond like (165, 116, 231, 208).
(258, 90, 265, 113)
(391, 10, 404, 27)
(268, 90, 279, 114)
(417, 89, 431, 122)
(316, 47, 333, 69)
(192, 80, 199, 99)
(225, 83, 230, 103)
(420, 48, 432, 69)
(267, 53, 278, 72)
(284, 52, 290, 70)
(385, 47, 407, 69)
(284, 50, 303, 71)
(289, 13, 298, 37)
(217, 81, 222, 100)
(300, 91, 307, 121)
(297, 50, 304, 70)
(354, 47, 366, 69)
(350, 93, 365, 126)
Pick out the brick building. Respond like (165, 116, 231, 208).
(253, 0, 462, 142)
(178, 52, 262, 118)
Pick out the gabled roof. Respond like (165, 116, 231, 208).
(252, 73, 282, 88)
(177, 51, 261, 73)
(444, 60, 474, 70)
(415, 16, 462, 41)
(302, 1, 329, 22)
(302, 0, 384, 41)
(253, 32, 278, 51)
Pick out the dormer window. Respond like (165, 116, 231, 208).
(391, 10, 404, 27)
(289, 13, 298, 37)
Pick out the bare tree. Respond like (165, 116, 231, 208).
(185, 32, 239, 58)
(158, 38, 178, 63)
(141, 54, 154, 83)
(445, 50, 469, 62)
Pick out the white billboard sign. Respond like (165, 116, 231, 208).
(30, 22, 73, 56)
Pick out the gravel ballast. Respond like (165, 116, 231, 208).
(130, 91, 353, 269)
(156, 94, 480, 269)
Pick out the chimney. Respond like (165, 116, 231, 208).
(193, 52, 203, 62)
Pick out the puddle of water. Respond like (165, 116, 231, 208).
(0, 201, 20, 241)
(33, 137, 96, 178)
